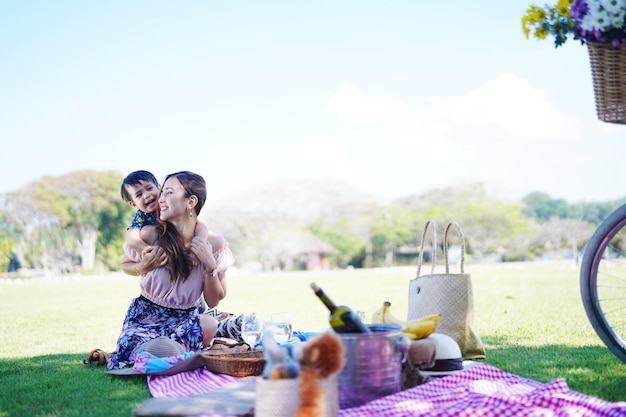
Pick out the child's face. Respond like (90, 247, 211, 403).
(125, 180, 159, 214)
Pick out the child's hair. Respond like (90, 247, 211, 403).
(120, 170, 159, 203)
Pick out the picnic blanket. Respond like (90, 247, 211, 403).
(138, 363, 626, 417)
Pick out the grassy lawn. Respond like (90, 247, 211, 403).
(1, 261, 625, 416)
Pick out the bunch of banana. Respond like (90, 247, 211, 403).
(371, 301, 441, 340)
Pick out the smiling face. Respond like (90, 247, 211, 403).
(124, 180, 159, 214)
(158, 176, 192, 222)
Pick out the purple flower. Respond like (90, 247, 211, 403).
(522, 0, 626, 47)
(568, 0, 626, 46)
(571, 0, 589, 21)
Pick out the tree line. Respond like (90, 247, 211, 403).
(1, 171, 624, 274)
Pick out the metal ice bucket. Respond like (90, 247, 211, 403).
(337, 323, 410, 409)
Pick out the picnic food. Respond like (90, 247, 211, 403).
(372, 301, 441, 340)
(310, 282, 371, 333)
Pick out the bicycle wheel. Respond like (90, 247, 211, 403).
(580, 203, 626, 363)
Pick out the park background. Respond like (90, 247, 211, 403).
(2, 2, 626, 414)
(0, 170, 624, 275)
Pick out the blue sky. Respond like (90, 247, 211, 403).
(1, 1, 625, 204)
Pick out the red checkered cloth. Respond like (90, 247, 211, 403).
(340, 363, 626, 417)
(147, 363, 626, 417)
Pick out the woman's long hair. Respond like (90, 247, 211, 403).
(157, 171, 207, 282)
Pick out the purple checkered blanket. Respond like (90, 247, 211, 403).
(147, 363, 626, 416)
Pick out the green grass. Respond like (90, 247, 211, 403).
(1, 261, 625, 416)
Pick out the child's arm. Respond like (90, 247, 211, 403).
(140, 225, 160, 245)
(126, 227, 150, 255)
(194, 218, 210, 241)
(122, 225, 162, 276)
(194, 219, 216, 271)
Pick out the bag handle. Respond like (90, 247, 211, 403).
(415, 219, 437, 277)
(444, 221, 465, 274)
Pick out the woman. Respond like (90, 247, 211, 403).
(108, 171, 234, 370)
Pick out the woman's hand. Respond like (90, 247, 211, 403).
(190, 236, 217, 272)
(195, 235, 226, 306)
(140, 245, 168, 273)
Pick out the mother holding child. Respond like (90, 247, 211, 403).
(105, 170, 235, 370)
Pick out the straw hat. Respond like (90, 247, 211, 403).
(140, 336, 185, 357)
(420, 333, 477, 377)
(107, 337, 204, 376)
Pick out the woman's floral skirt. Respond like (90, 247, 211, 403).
(107, 296, 203, 370)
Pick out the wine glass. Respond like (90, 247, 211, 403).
(241, 313, 264, 349)
(270, 312, 293, 344)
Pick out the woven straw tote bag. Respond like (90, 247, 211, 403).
(407, 220, 485, 360)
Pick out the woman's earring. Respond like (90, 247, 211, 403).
(189, 211, 193, 218)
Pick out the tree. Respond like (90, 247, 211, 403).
(3, 171, 127, 273)
(577, 199, 626, 226)
(0, 202, 24, 272)
(206, 179, 378, 269)
(2, 171, 624, 274)
(392, 183, 536, 262)
(308, 217, 367, 268)
(456, 201, 537, 261)
(96, 187, 133, 271)
(533, 217, 596, 262)
(522, 192, 575, 223)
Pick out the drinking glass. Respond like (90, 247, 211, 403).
(270, 312, 293, 344)
(241, 313, 264, 348)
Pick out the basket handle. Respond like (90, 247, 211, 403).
(444, 221, 465, 274)
(416, 219, 437, 277)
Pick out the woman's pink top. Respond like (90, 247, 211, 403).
(125, 244, 234, 310)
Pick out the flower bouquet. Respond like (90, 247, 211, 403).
(522, 0, 626, 123)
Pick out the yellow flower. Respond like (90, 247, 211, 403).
(555, 0, 574, 17)
(521, 5, 548, 39)
(521, 2, 574, 47)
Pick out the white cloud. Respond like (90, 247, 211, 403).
(439, 73, 578, 140)
(285, 76, 626, 203)
(301, 65, 626, 203)
(326, 75, 579, 145)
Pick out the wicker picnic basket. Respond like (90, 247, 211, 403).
(202, 350, 265, 377)
(588, 42, 626, 124)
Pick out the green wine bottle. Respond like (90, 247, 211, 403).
(310, 282, 371, 334)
